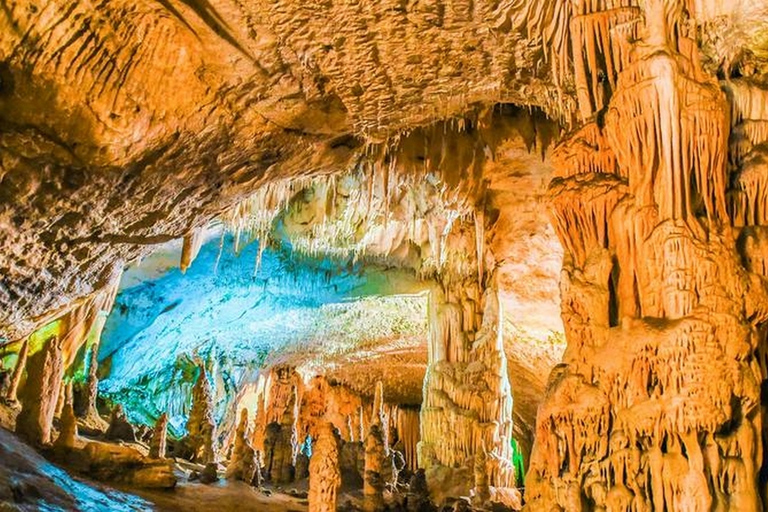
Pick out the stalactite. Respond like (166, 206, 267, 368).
(16, 336, 64, 446)
(346, 414, 355, 442)
(570, 2, 640, 120)
(358, 405, 366, 443)
(6, 338, 28, 402)
(396, 407, 420, 472)
(309, 422, 341, 512)
(180, 227, 204, 273)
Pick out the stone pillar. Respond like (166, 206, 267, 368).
(364, 422, 386, 512)
(226, 408, 257, 483)
(77, 343, 100, 418)
(54, 387, 78, 451)
(186, 366, 216, 464)
(308, 421, 341, 512)
(525, 0, 768, 509)
(6, 339, 28, 402)
(149, 413, 168, 459)
(418, 276, 516, 491)
(252, 392, 267, 453)
(371, 381, 389, 454)
(16, 336, 64, 445)
(269, 385, 299, 484)
(472, 442, 490, 506)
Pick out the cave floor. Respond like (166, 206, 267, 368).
(127, 481, 309, 512)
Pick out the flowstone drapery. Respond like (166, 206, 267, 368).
(527, 0, 768, 509)
(418, 214, 516, 495)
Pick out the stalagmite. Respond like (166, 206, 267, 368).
(472, 442, 490, 506)
(105, 404, 137, 442)
(185, 366, 216, 464)
(308, 422, 341, 512)
(15, 336, 64, 445)
(76, 343, 100, 418)
(252, 391, 267, 453)
(54, 391, 78, 451)
(364, 422, 386, 512)
(371, 380, 389, 455)
(149, 413, 168, 459)
(268, 384, 299, 483)
(226, 409, 257, 483)
(6, 339, 28, 402)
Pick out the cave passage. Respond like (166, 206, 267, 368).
(4, 0, 768, 510)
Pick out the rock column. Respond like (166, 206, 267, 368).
(308, 421, 341, 512)
(54, 388, 78, 451)
(364, 422, 386, 512)
(6, 339, 28, 403)
(186, 366, 216, 464)
(418, 273, 516, 490)
(149, 413, 168, 459)
(15, 336, 64, 445)
(226, 408, 257, 483)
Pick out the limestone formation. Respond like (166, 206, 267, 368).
(0, 362, 8, 398)
(81, 441, 177, 488)
(226, 409, 257, 484)
(105, 404, 137, 443)
(364, 422, 387, 512)
(472, 443, 490, 507)
(371, 381, 389, 455)
(4, 0, 768, 510)
(252, 391, 267, 453)
(184, 366, 216, 464)
(308, 422, 341, 512)
(253, 449, 265, 487)
(16, 336, 64, 445)
(267, 384, 299, 483)
(419, 273, 516, 493)
(346, 414, 354, 442)
(525, 0, 768, 510)
(54, 391, 78, 451)
(149, 413, 168, 459)
(75, 344, 100, 419)
(6, 339, 28, 403)
(396, 408, 420, 473)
